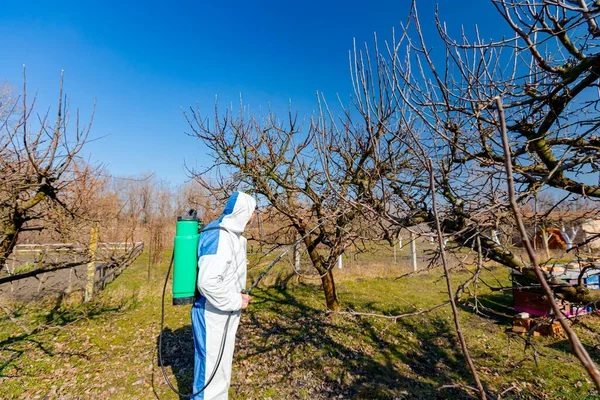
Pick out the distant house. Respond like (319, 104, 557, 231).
(582, 219, 600, 250)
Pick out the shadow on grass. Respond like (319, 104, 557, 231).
(0, 291, 134, 378)
(156, 325, 195, 399)
(547, 337, 600, 365)
(458, 289, 514, 327)
(153, 287, 491, 399)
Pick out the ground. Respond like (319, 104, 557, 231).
(1, 248, 600, 399)
(0, 263, 90, 302)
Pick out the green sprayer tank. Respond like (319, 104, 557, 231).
(172, 210, 202, 305)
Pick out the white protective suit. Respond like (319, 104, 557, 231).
(191, 191, 256, 400)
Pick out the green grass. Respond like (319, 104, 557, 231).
(0, 247, 599, 399)
(11, 262, 37, 275)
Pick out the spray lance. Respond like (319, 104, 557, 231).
(158, 210, 327, 397)
(243, 221, 327, 295)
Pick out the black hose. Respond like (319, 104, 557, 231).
(158, 252, 232, 398)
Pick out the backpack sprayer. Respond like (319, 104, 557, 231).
(172, 210, 202, 305)
(158, 209, 327, 398)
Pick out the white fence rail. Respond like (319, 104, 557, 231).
(13, 242, 144, 253)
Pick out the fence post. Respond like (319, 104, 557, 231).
(67, 266, 73, 294)
(409, 230, 417, 272)
(147, 229, 153, 283)
(348, 244, 352, 269)
(338, 255, 343, 269)
(85, 226, 99, 302)
(294, 236, 300, 272)
(583, 230, 592, 253)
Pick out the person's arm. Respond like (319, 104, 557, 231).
(197, 251, 243, 312)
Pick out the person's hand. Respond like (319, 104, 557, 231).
(241, 293, 251, 310)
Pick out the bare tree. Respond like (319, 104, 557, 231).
(313, 0, 600, 390)
(317, 0, 600, 301)
(0, 70, 97, 266)
(185, 104, 384, 311)
(175, 180, 217, 222)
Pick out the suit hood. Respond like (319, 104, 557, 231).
(215, 191, 256, 233)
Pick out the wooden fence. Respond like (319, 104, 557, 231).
(94, 242, 144, 291)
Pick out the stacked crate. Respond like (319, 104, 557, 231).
(512, 264, 600, 317)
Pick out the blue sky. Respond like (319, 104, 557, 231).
(0, 0, 501, 185)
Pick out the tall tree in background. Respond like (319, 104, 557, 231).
(175, 180, 217, 222)
(0, 71, 97, 266)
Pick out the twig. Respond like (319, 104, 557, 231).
(0, 302, 32, 335)
(567, 232, 600, 253)
(329, 301, 450, 322)
(428, 159, 488, 400)
(497, 384, 519, 400)
(438, 383, 488, 398)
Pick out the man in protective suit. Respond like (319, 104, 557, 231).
(192, 191, 256, 399)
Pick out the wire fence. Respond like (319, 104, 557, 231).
(0, 242, 144, 302)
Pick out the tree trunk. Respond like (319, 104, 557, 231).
(321, 270, 340, 311)
(1, 189, 48, 267)
(305, 239, 340, 311)
(0, 223, 19, 268)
